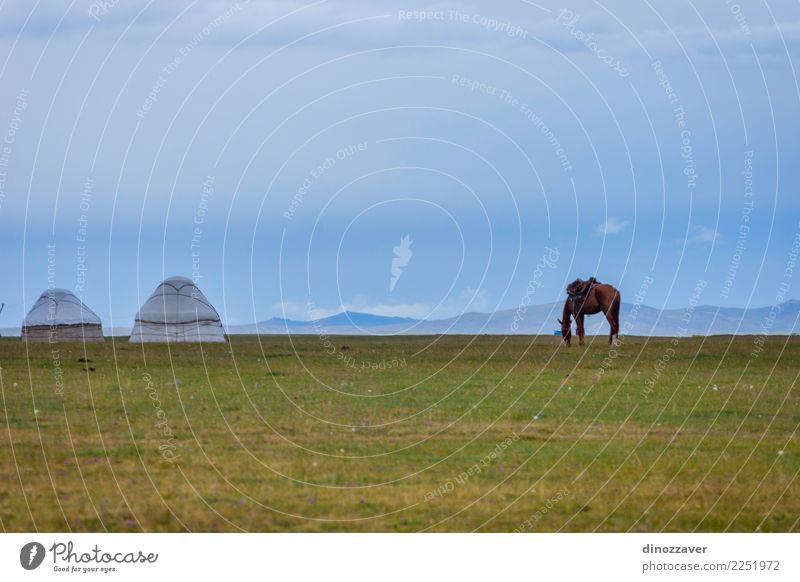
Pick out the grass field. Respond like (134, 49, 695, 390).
(0, 334, 798, 532)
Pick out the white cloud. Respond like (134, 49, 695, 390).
(688, 225, 721, 244)
(270, 300, 326, 320)
(271, 286, 492, 321)
(459, 286, 490, 313)
(595, 217, 630, 236)
(342, 302, 434, 319)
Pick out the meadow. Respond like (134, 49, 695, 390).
(0, 334, 798, 532)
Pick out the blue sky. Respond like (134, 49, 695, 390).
(0, 0, 799, 327)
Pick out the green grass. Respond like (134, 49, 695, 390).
(0, 334, 798, 532)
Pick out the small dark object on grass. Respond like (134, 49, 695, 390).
(341, 345, 350, 351)
(78, 357, 93, 363)
(82, 367, 96, 372)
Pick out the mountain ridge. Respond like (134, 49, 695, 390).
(233, 299, 800, 336)
(1, 300, 796, 337)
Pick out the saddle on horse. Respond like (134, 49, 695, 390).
(566, 277, 600, 317)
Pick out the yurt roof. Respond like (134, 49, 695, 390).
(135, 276, 222, 325)
(23, 288, 102, 327)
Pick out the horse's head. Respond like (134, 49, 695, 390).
(566, 278, 583, 296)
(558, 317, 572, 346)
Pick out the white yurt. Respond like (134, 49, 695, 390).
(22, 288, 104, 342)
(129, 276, 226, 343)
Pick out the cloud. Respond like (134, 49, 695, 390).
(0, 0, 549, 50)
(271, 286, 491, 321)
(595, 217, 630, 236)
(638, 20, 800, 58)
(271, 300, 329, 320)
(342, 302, 434, 319)
(687, 225, 721, 244)
(459, 286, 490, 313)
(5, 0, 800, 67)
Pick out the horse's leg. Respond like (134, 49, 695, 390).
(605, 294, 621, 345)
(561, 300, 573, 347)
(577, 314, 585, 346)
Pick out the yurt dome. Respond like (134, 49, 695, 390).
(129, 276, 226, 343)
(22, 288, 104, 342)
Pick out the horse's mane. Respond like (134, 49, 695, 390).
(566, 276, 600, 295)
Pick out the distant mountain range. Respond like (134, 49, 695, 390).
(228, 299, 800, 336)
(2, 300, 797, 337)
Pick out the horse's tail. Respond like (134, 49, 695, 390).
(610, 289, 621, 333)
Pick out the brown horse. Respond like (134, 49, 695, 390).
(558, 281, 621, 346)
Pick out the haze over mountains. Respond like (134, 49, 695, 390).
(232, 299, 800, 337)
(1, 300, 797, 337)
